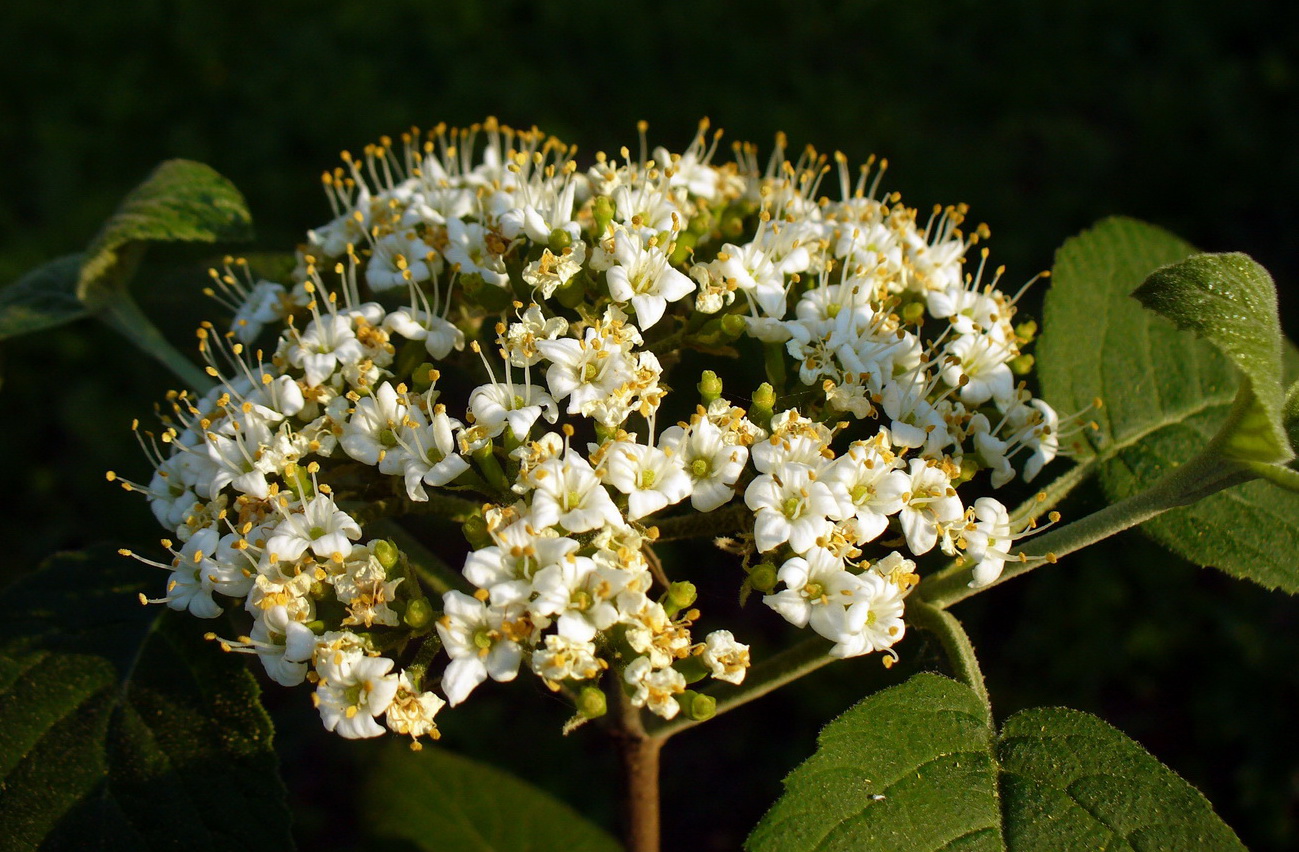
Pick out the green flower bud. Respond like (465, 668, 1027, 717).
(953, 457, 980, 487)
(698, 370, 723, 405)
(373, 539, 401, 571)
(748, 562, 778, 593)
(663, 581, 697, 617)
(412, 362, 440, 392)
(403, 597, 434, 629)
(548, 227, 573, 253)
(593, 196, 616, 236)
(678, 690, 717, 722)
(901, 300, 927, 324)
(751, 382, 777, 429)
(282, 462, 313, 498)
(1015, 319, 1038, 342)
(577, 685, 608, 719)
(1009, 353, 1036, 375)
(461, 510, 492, 550)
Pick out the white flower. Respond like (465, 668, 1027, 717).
(658, 418, 749, 512)
(531, 634, 604, 682)
(436, 591, 527, 706)
(623, 656, 686, 720)
(897, 458, 964, 556)
(601, 441, 692, 521)
(744, 463, 842, 554)
(701, 630, 750, 684)
(385, 672, 446, 741)
(529, 450, 624, 533)
(963, 497, 1012, 589)
(264, 493, 362, 565)
(604, 228, 695, 330)
(314, 655, 400, 739)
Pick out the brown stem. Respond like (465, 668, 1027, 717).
(618, 731, 663, 852)
(614, 679, 663, 852)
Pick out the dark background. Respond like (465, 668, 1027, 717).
(3, 1, 1297, 848)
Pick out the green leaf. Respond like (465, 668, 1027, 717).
(1284, 378, 1299, 454)
(1135, 252, 1290, 464)
(0, 547, 291, 851)
(78, 160, 253, 308)
(747, 673, 1244, 851)
(747, 673, 1002, 851)
(0, 254, 89, 340)
(362, 741, 622, 852)
(1038, 217, 1299, 592)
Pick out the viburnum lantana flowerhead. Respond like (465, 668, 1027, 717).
(116, 117, 1066, 744)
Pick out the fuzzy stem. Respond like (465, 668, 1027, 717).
(652, 501, 751, 542)
(917, 448, 1252, 609)
(907, 599, 989, 710)
(645, 635, 836, 740)
(614, 685, 662, 852)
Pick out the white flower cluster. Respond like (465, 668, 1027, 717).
(118, 118, 1060, 742)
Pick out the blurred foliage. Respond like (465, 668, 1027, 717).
(2, 1, 1297, 849)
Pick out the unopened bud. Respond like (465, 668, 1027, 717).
(1009, 354, 1035, 376)
(412, 362, 439, 392)
(403, 598, 433, 629)
(547, 227, 573, 253)
(373, 539, 400, 571)
(1015, 319, 1038, 342)
(663, 581, 697, 617)
(698, 371, 723, 405)
(461, 511, 492, 550)
(748, 562, 778, 593)
(901, 300, 926, 324)
(283, 462, 313, 498)
(678, 690, 716, 722)
(577, 685, 607, 719)
(751, 382, 776, 429)
(593, 196, 616, 235)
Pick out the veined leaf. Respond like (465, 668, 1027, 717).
(1038, 217, 1299, 592)
(747, 673, 1243, 851)
(0, 547, 291, 851)
(78, 160, 252, 308)
(1135, 253, 1290, 464)
(362, 741, 622, 852)
(0, 254, 89, 340)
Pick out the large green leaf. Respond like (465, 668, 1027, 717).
(747, 673, 1244, 851)
(78, 160, 252, 308)
(0, 548, 291, 851)
(0, 254, 89, 340)
(1038, 217, 1299, 592)
(362, 741, 622, 852)
(1135, 253, 1290, 464)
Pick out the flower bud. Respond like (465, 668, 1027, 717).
(698, 371, 723, 405)
(282, 462, 313, 498)
(675, 654, 710, 684)
(902, 300, 927, 325)
(662, 581, 697, 617)
(461, 510, 492, 550)
(412, 362, 439, 392)
(677, 690, 716, 722)
(1009, 353, 1036, 376)
(373, 539, 401, 571)
(403, 597, 434, 629)
(577, 685, 608, 719)
(593, 196, 616, 236)
(547, 227, 573, 253)
(748, 562, 778, 593)
(750, 383, 777, 430)
(1015, 319, 1038, 342)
